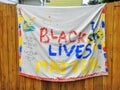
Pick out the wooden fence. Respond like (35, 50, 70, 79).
(0, 2, 120, 90)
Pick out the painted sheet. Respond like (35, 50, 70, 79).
(17, 4, 108, 82)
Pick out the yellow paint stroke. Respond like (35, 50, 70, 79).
(70, 61, 80, 73)
(19, 37, 22, 45)
(36, 61, 48, 73)
(94, 44, 98, 51)
(18, 16, 23, 23)
(59, 62, 68, 74)
(101, 13, 105, 21)
(50, 60, 61, 73)
(19, 60, 22, 66)
(23, 13, 36, 24)
(102, 41, 105, 48)
(81, 60, 88, 74)
(89, 57, 98, 71)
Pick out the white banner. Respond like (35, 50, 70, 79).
(17, 4, 108, 82)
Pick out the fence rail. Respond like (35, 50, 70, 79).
(0, 2, 120, 90)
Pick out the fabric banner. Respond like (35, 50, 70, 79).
(17, 4, 108, 82)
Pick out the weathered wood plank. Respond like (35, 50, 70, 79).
(103, 3, 113, 90)
(18, 76, 26, 90)
(41, 81, 50, 90)
(0, 11, 3, 90)
(94, 77, 103, 90)
(0, 4, 9, 90)
(68, 80, 85, 90)
(60, 82, 68, 90)
(85, 78, 93, 90)
(7, 4, 18, 90)
(51, 82, 60, 90)
(14, 4, 20, 90)
(25, 78, 34, 90)
(112, 6, 120, 90)
(33, 80, 42, 90)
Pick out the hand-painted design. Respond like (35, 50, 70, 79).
(105, 61, 108, 72)
(94, 44, 98, 51)
(23, 20, 35, 32)
(19, 37, 22, 46)
(106, 68, 108, 72)
(17, 5, 108, 81)
(87, 29, 104, 44)
(19, 60, 22, 66)
(18, 8, 23, 73)
(21, 13, 36, 32)
(19, 67, 22, 72)
(36, 61, 41, 74)
(101, 8, 108, 72)
(102, 21, 105, 28)
(18, 24, 21, 29)
(101, 41, 105, 47)
(19, 46, 22, 53)
(88, 8, 107, 73)
(18, 16, 23, 23)
(98, 44, 102, 49)
(104, 53, 106, 59)
(101, 8, 105, 28)
(88, 7, 105, 44)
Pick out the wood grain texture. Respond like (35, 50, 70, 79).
(94, 77, 103, 90)
(33, 80, 42, 90)
(85, 78, 93, 90)
(25, 78, 34, 90)
(0, 4, 9, 90)
(0, 2, 120, 90)
(112, 5, 120, 90)
(0, 10, 3, 90)
(8, 4, 18, 90)
(103, 3, 113, 90)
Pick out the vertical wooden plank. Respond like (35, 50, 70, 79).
(0, 10, 3, 90)
(75, 80, 85, 90)
(68, 81, 75, 90)
(93, 77, 103, 90)
(60, 82, 68, 90)
(42, 80, 85, 90)
(41, 80, 85, 90)
(7, 4, 13, 90)
(41, 81, 60, 90)
(68, 80, 85, 90)
(18, 76, 26, 90)
(0, 4, 9, 90)
(48, 82, 60, 90)
(7, 4, 18, 90)
(0, 4, 3, 90)
(14, 3, 20, 90)
(33, 80, 42, 90)
(41, 81, 50, 90)
(14, 4, 19, 90)
(112, 5, 120, 90)
(103, 3, 113, 90)
(50, 82, 60, 90)
(25, 78, 34, 90)
(13, 6, 19, 90)
(0, 52, 1, 90)
(85, 78, 93, 90)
